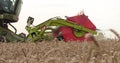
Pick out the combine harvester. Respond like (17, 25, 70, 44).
(0, 0, 98, 43)
(0, 0, 118, 44)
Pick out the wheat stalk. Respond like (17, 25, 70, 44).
(85, 33, 99, 47)
(44, 57, 61, 63)
(43, 48, 63, 59)
(109, 29, 120, 41)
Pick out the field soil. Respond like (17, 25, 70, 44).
(0, 39, 120, 63)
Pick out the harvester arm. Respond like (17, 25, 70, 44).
(26, 17, 97, 42)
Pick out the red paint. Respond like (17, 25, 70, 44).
(54, 14, 96, 42)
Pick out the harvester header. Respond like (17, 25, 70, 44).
(26, 13, 97, 42)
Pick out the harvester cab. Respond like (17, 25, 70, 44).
(0, 0, 22, 28)
(0, 0, 24, 42)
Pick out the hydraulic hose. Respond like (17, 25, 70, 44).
(8, 23, 17, 34)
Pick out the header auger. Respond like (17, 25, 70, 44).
(0, 0, 97, 42)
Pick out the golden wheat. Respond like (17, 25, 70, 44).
(0, 35, 120, 63)
(109, 29, 120, 41)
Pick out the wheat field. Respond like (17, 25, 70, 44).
(0, 39, 120, 63)
(0, 29, 120, 63)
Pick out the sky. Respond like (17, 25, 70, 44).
(10, 0, 120, 36)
